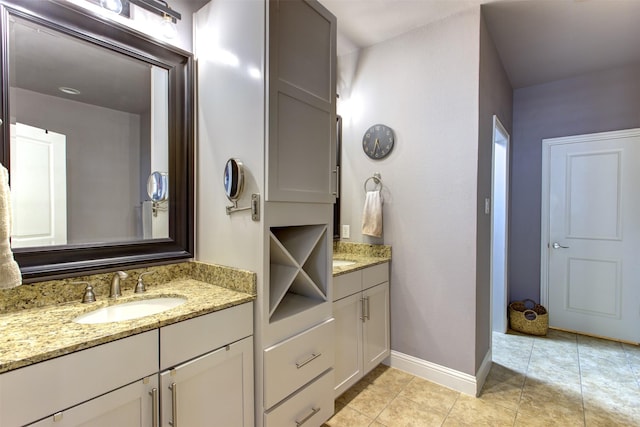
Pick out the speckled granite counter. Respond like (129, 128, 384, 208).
(0, 261, 256, 374)
(333, 241, 391, 276)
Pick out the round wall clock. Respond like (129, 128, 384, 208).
(362, 124, 394, 159)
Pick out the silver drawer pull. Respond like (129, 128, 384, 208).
(149, 388, 158, 427)
(296, 407, 320, 426)
(169, 382, 178, 427)
(295, 352, 321, 369)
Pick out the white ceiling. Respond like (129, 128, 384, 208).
(319, 0, 640, 89)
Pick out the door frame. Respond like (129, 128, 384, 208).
(490, 115, 510, 333)
(540, 127, 640, 308)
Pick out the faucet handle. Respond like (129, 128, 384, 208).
(74, 281, 96, 303)
(135, 270, 155, 294)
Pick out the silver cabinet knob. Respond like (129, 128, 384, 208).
(552, 242, 569, 249)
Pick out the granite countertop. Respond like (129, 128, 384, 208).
(332, 253, 391, 276)
(0, 279, 255, 374)
(332, 241, 392, 276)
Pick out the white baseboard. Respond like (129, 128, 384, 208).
(384, 348, 492, 396)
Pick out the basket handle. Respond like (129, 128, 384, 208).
(523, 309, 538, 321)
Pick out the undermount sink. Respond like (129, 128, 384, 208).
(332, 259, 357, 268)
(74, 297, 187, 324)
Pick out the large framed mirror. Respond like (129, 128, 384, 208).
(0, 0, 194, 281)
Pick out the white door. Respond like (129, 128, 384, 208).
(542, 128, 640, 343)
(10, 123, 67, 248)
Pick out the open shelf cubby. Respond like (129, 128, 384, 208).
(269, 224, 328, 321)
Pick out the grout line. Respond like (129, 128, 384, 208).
(511, 334, 535, 426)
(575, 333, 587, 427)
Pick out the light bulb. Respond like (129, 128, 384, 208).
(160, 15, 177, 39)
(99, 0, 123, 14)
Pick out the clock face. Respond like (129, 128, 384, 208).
(362, 124, 394, 159)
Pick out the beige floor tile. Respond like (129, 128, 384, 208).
(323, 405, 375, 427)
(398, 376, 459, 414)
(376, 396, 447, 427)
(344, 382, 397, 419)
(363, 365, 415, 394)
(519, 377, 584, 416)
(443, 394, 516, 427)
(583, 383, 640, 413)
(515, 407, 585, 427)
(370, 422, 388, 427)
(337, 379, 370, 408)
(584, 405, 640, 427)
(478, 364, 525, 410)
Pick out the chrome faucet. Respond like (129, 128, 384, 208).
(109, 271, 128, 298)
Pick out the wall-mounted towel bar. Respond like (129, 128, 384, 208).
(364, 173, 383, 193)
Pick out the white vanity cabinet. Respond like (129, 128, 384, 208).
(333, 263, 390, 397)
(159, 303, 254, 427)
(0, 330, 159, 427)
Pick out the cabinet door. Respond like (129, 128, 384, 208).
(332, 293, 363, 398)
(267, 0, 337, 203)
(28, 376, 158, 427)
(362, 283, 390, 374)
(160, 337, 254, 427)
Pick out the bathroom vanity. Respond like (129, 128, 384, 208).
(0, 265, 256, 427)
(332, 244, 391, 398)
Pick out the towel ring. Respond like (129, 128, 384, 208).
(364, 173, 383, 193)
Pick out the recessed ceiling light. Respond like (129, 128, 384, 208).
(59, 86, 81, 95)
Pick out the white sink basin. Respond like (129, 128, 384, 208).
(74, 297, 187, 324)
(333, 259, 357, 268)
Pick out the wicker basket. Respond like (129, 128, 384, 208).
(508, 299, 548, 336)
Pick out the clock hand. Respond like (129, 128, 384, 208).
(374, 138, 380, 152)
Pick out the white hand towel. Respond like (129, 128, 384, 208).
(0, 164, 22, 289)
(362, 190, 383, 237)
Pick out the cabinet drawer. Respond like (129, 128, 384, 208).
(264, 318, 334, 408)
(160, 302, 253, 370)
(0, 330, 158, 427)
(362, 262, 389, 290)
(264, 370, 334, 427)
(333, 271, 361, 301)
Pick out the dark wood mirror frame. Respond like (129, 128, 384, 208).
(0, 0, 194, 282)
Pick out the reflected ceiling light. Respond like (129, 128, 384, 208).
(59, 86, 81, 95)
(99, 0, 123, 14)
(248, 66, 262, 80)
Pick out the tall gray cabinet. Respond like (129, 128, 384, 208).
(194, 1, 337, 426)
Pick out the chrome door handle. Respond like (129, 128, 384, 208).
(552, 242, 569, 249)
(169, 382, 178, 427)
(149, 388, 158, 427)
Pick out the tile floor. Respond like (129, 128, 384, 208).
(324, 330, 640, 426)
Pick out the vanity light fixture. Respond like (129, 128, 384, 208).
(58, 86, 81, 95)
(129, 0, 181, 23)
(99, 0, 123, 14)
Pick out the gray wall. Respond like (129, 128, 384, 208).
(477, 15, 513, 370)
(338, 7, 482, 376)
(510, 63, 640, 301)
(12, 88, 142, 244)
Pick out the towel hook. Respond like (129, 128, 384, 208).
(364, 173, 382, 193)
